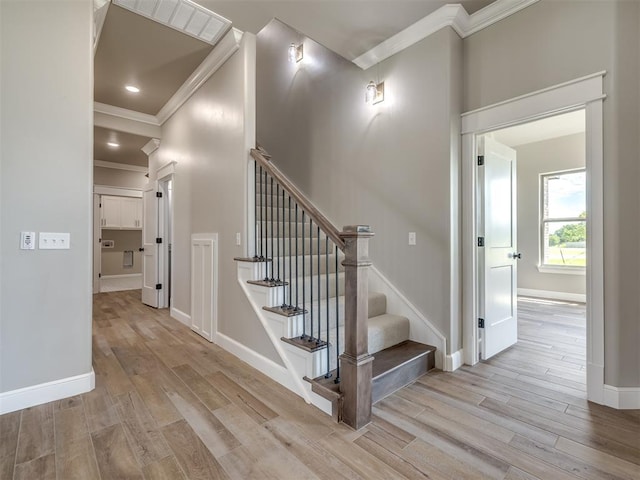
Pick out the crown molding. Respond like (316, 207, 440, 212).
(94, 160, 149, 173)
(156, 28, 242, 124)
(94, 102, 161, 126)
(141, 138, 161, 156)
(353, 0, 540, 70)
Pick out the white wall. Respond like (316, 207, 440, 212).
(0, 1, 93, 393)
(94, 166, 148, 190)
(149, 34, 282, 364)
(464, 0, 640, 387)
(516, 133, 586, 296)
(256, 21, 463, 353)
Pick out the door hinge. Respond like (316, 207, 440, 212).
(478, 318, 485, 328)
(99, 238, 102, 243)
(477, 155, 485, 166)
(156, 237, 163, 244)
(98, 273, 102, 278)
(155, 283, 162, 290)
(477, 236, 485, 247)
(156, 191, 163, 198)
(99, 203, 102, 208)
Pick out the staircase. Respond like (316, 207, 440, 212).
(234, 146, 436, 429)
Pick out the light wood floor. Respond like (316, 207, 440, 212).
(1, 291, 639, 479)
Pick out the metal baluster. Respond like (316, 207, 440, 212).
(269, 176, 275, 282)
(335, 244, 340, 383)
(295, 204, 299, 311)
(280, 188, 286, 304)
(325, 235, 331, 378)
(259, 166, 264, 260)
(254, 161, 258, 259)
(309, 218, 314, 342)
(317, 226, 321, 344)
(263, 170, 269, 281)
(276, 183, 281, 283)
(288, 196, 293, 308)
(301, 211, 306, 338)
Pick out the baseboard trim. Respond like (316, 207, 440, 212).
(170, 307, 191, 327)
(100, 273, 142, 279)
(0, 369, 95, 415)
(517, 288, 586, 303)
(603, 385, 640, 409)
(215, 332, 298, 394)
(445, 349, 464, 372)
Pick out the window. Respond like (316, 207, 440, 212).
(540, 169, 586, 269)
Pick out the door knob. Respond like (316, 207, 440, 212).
(512, 252, 522, 259)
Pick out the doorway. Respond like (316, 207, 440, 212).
(461, 72, 605, 404)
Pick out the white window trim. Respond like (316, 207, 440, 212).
(539, 169, 586, 271)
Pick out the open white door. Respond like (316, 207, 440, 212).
(93, 194, 101, 294)
(478, 136, 519, 360)
(142, 185, 160, 308)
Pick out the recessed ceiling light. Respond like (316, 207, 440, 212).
(125, 85, 140, 93)
(107, 142, 120, 148)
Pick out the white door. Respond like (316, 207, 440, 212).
(142, 186, 160, 307)
(478, 136, 519, 359)
(93, 194, 101, 294)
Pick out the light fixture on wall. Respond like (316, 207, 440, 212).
(365, 80, 384, 104)
(288, 42, 303, 63)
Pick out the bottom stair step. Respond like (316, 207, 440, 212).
(371, 340, 436, 404)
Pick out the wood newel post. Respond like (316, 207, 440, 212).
(339, 225, 374, 430)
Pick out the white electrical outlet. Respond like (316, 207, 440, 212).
(20, 231, 36, 250)
(235, 232, 241, 246)
(408, 232, 417, 246)
(39, 232, 71, 250)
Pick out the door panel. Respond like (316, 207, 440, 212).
(479, 136, 518, 360)
(142, 186, 159, 308)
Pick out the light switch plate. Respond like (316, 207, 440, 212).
(408, 232, 417, 246)
(20, 231, 36, 250)
(39, 232, 71, 250)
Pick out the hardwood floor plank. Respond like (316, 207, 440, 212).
(0, 410, 20, 480)
(173, 364, 231, 411)
(555, 437, 640, 480)
(130, 373, 183, 427)
(91, 424, 145, 480)
(114, 390, 172, 466)
(15, 403, 55, 465)
(83, 384, 121, 433)
(161, 419, 230, 480)
(13, 453, 56, 480)
(142, 455, 188, 480)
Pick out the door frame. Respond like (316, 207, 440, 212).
(158, 173, 174, 309)
(461, 71, 605, 404)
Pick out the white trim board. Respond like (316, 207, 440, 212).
(353, 0, 540, 69)
(445, 350, 464, 372)
(171, 307, 191, 328)
(461, 72, 605, 405)
(101, 273, 142, 280)
(517, 288, 586, 304)
(93, 185, 143, 197)
(0, 370, 95, 415)
(94, 160, 148, 173)
(603, 385, 640, 410)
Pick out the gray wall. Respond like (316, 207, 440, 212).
(150, 35, 282, 364)
(101, 229, 143, 276)
(257, 21, 463, 352)
(464, 0, 639, 386)
(94, 166, 148, 190)
(0, 1, 93, 392)
(516, 133, 586, 295)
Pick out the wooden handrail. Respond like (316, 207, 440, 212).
(251, 147, 346, 251)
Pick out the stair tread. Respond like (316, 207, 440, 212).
(372, 340, 437, 379)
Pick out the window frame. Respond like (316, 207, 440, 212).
(538, 168, 586, 274)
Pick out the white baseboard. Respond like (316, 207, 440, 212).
(517, 288, 586, 303)
(215, 332, 299, 394)
(170, 307, 191, 327)
(100, 273, 142, 279)
(0, 369, 95, 415)
(603, 385, 640, 409)
(445, 349, 464, 372)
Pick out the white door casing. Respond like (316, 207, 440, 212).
(142, 185, 159, 308)
(461, 71, 605, 405)
(478, 137, 518, 359)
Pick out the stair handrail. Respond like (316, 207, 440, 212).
(251, 146, 346, 251)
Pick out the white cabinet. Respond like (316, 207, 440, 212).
(101, 195, 142, 230)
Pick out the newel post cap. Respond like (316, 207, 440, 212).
(340, 225, 375, 238)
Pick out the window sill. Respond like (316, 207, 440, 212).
(537, 265, 586, 276)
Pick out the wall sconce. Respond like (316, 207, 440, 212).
(288, 43, 303, 63)
(365, 81, 384, 104)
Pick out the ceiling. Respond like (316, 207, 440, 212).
(491, 110, 586, 147)
(94, 0, 497, 168)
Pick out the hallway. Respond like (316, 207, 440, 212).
(1, 291, 638, 479)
